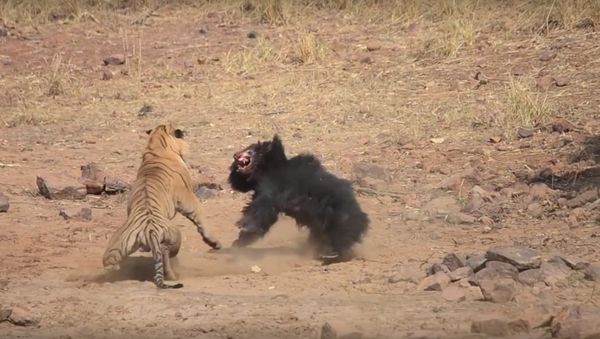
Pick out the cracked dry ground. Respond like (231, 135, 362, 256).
(2, 7, 600, 339)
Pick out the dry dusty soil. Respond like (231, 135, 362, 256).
(2, 3, 600, 339)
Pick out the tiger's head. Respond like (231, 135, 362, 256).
(145, 125, 189, 161)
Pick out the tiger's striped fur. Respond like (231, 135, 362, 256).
(102, 124, 222, 289)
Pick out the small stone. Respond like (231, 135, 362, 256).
(0, 193, 9, 212)
(471, 318, 509, 337)
(194, 186, 216, 201)
(486, 246, 542, 270)
(441, 253, 467, 271)
(36, 175, 87, 200)
(527, 202, 544, 218)
(518, 128, 534, 139)
(584, 263, 600, 282)
(486, 261, 519, 279)
(320, 320, 363, 339)
(552, 321, 582, 339)
(359, 56, 374, 64)
(59, 206, 92, 221)
(537, 76, 555, 91)
(365, 42, 381, 51)
(467, 255, 487, 272)
(518, 268, 544, 286)
(80, 162, 106, 194)
(8, 307, 40, 327)
(247, 31, 257, 39)
(103, 54, 126, 66)
(511, 65, 525, 76)
(555, 76, 570, 87)
(539, 51, 557, 61)
(566, 190, 598, 208)
(479, 280, 516, 303)
(417, 271, 450, 292)
(448, 267, 474, 281)
(441, 284, 466, 302)
(102, 68, 113, 80)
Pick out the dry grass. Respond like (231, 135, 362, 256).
(1, 0, 598, 147)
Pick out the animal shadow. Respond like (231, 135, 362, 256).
(90, 256, 157, 284)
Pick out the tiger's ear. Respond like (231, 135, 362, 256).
(145, 129, 153, 135)
(174, 129, 186, 139)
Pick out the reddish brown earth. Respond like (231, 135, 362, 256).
(1, 4, 600, 339)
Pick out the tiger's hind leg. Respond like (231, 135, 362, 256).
(177, 193, 222, 250)
(163, 226, 182, 281)
(149, 231, 183, 289)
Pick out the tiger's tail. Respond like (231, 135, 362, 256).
(149, 229, 183, 289)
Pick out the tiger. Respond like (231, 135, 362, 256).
(102, 124, 222, 289)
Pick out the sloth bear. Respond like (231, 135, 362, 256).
(227, 134, 370, 263)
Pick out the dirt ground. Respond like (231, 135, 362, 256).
(2, 2, 600, 338)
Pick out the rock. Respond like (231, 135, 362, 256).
(541, 261, 571, 286)
(584, 263, 600, 282)
(566, 190, 598, 208)
(471, 318, 509, 336)
(441, 253, 467, 271)
(441, 284, 466, 302)
(102, 68, 113, 80)
(388, 266, 424, 284)
(194, 186, 216, 201)
(103, 54, 126, 66)
(552, 321, 582, 339)
(479, 280, 516, 303)
(527, 202, 544, 218)
(0, 193, 9, 212)
(486, 246, 542, 270)
(552, 118, 574, 133)
(36, 175, 87, 200)
(552, 255, 589, 270)
(540, 51, 557, 61)
(466, 255, 487, 272)
(352, 162, 391, 182)
(417, 271, 450, 292)
(80, 163, 106, 194)
(421, 196, 461, 217)
(508, 319, 531, 334)
(519, 304, 555, 329)
(104, 176, 130, 194)
(8, 307, 40, 327)
(468, 267, 499, 286)
(518, 268, 544, 286)
(439, 168, 479, 191)
(446, 212, 477, 224)
(0, 304, 12, 322)
(486, 261, 519, 279)
(448, 267, 473, 281)
(365, 42, 381, 51)
(320, 320, 363, 339)
(59, 206, 92, 221)
(430, 263, 450, 275)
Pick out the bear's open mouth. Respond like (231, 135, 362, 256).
(235, 152, 252, 171)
